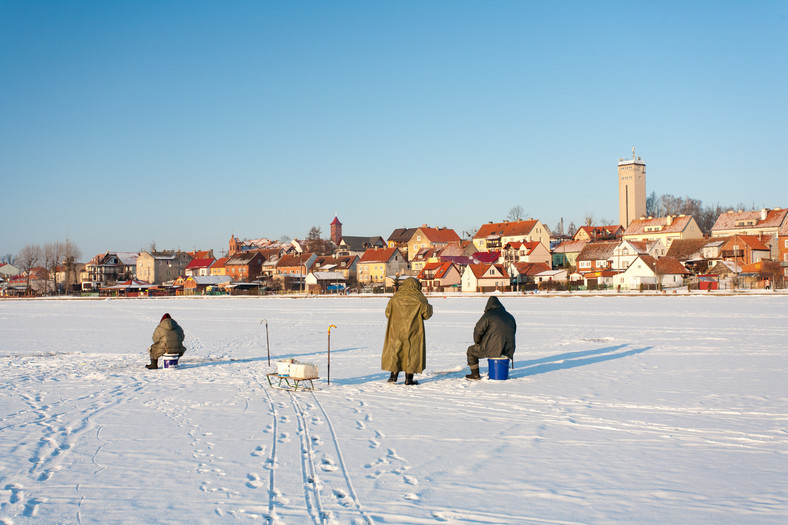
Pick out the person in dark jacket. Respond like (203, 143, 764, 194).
(381, 277, 433, 385)
(466, 296, 516, 380)
(146, 313, 186, 369)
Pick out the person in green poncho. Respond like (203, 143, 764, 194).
(381, 277, 433, 385)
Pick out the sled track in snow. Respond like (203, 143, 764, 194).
(258, 380, 374, 525)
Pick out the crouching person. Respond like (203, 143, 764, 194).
(146, 313, 186, 369)
(466, 297, 516, 380)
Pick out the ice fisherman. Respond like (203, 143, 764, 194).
(146, 313, 186, 369)
(381, 277, 433, 385)
(465, 296, 516, 380)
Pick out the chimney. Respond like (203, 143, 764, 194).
(666, 216, 673, 226)
(761, 208, 768, 221)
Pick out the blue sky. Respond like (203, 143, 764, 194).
(2, 1, 786, 260)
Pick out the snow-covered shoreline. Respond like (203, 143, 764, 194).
(1, 296, 786, 524)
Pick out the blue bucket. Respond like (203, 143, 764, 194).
(488, 357, 510, 380)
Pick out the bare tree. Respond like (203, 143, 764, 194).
(16, 244, 42, 293)
(584, 212, 595, 227)
(567, 221, 577, 237)
(1, 254, 14, 265)
(507, 205, 525, 222)
(305, 226, 334, 255)
(43, 242, 66, 295)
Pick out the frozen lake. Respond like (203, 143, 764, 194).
(1, 294, 787, 524)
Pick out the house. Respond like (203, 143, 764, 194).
(336, 236, 387, 256)
(274, 253, 318, 285)
(417, 262, 461, 292)
(407, 226, 462, 261)
(622, 215, 703, 248)
(0, 263, 20, 279)
(228, 235, 290, 256)
(387, 228, 418, 257)
(185, 258, 215, 277)
(99, 279, 155, 298)
(461, 263, 510, 292)
(84, 252, 140, 287)
(551, 240, 587, 269)
(410, 248, 439, 274)
(472, 219, 550, 253)
(719, 235, 772, 266)
(225, 252, 265, 282)
(210, 257, 230, 276)
(312, 255, 358, 279)
(705, 261, 741, 290)
(711, 208, 787, 259)
(665, 237, 726, 274)
(575, 242, 618, 274)
(614, 255, 690, 290)
(305, 271, 347, 293)
(186, 249, 215, 260)
(582, 269, 620, 290)
(609, 239, 666, 271)
(136, 251, 192, 285)
(534, 269, 569, 285)
(357, 248, 407, 284)
(508, 262, 551, 290)
(501, 241, 551, 267)
(573, 225, 624, 242)
(183, 275, 233, 295)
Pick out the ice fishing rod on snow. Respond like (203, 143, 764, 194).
(260, 319, 270, 366)
(327, 325, 337, 385)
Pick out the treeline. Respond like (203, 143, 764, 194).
(645, 192, 759, 235)
(12, 240, 83, 293)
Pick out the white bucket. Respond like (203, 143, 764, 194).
(162, 353, 180, 369)
(277, 359, 296, 376)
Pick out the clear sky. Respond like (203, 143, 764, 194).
(2, 1, 786, 260)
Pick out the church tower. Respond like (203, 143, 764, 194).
(618, 147, 646, 227)
(330, 216, 343, 245)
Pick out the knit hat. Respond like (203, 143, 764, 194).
(161, 313, 171, 322)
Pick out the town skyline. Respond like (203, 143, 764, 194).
(2, 2, 786, 259)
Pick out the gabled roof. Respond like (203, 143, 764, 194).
(577, 241, 618, 261)
(623, 215, 696, 236)
(211, 257, 230, 268)
(359, 247, 402, 264)
(510, 262, 551, 276)
(633, 255, 690, 275)
(467, 263, 509, 280)
(227, 252, 264, 265)
(417, 226, 461, 244)
(711, 208, 788, 231)
(276, 252, 315, 267)
(388, 228, 418, 244)
(574, 225, 623, 240)
(417, 262, 455, 280)
(553, 240, 588, 254)
(724, 235, 771, 251)
(340, 236, 386, 252)
(186, 258, 215, 270)
(474, 220, 539, 240)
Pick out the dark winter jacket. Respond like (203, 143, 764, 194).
(150, 317, 186, 359)
(473, 296, 516, 360)
(381, 277, 433, 374)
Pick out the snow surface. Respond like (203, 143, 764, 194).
(1, 295, 787, 524)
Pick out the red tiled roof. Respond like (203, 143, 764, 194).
(186, 258, 214, 270)
(359, 247, 401, 263)
(510, 262, 551, 276)
(419, 227, 461, 244)
(474, 220, 538, 240)
(467, 263, 509, 279)
(711, 208, 788, 231)
(623, 215, 695, 236)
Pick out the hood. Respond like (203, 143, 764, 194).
(484, 296, 504, 312)
(399, 277, 421, 292)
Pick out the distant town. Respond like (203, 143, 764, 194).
(3, 151, 787, 296)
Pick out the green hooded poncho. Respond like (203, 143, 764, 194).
(381, 277, 433, 374)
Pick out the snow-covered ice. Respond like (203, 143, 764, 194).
(1, 295, 786, 524)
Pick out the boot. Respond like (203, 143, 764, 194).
(387, 372, 399, 383)
(404, 374, 419, 385)
(145, 357, 158, 370)
(465, 368, 481, 380)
